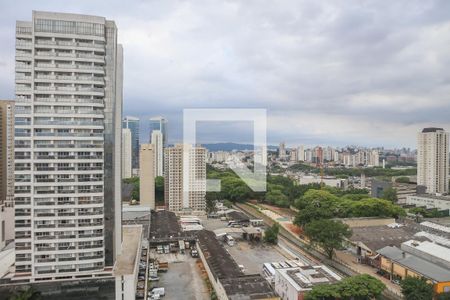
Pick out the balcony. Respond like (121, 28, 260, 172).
(57, 235, 76, 239)
(15, 223, 31, 228)
(78, 223, 102, 227)
(16, 246, 32, 251)
(36, 178, 55, 183)
(78, 244, 103, 250)
(36, 224, 56, 229)
(36, 258, 56, 263)
(15, 189, 31, 194)
(79, 255, 103, 260)
(58, 257, 76, 262)
(36, 167, 55, 171)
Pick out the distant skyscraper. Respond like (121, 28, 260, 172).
(149, 116, 167, 146)
(279, 142, 286, 159)
(164, 144, 206, 213)
(14, 11, 123, 280)
(151, 130, 163, 177)
(417, 127, 449, 194)
(297, 145, 305, 161)
(122, 128, 132, 178)
(122, 116, 140, 169)
(290, 148, 298, 161)
(0, 100, 14, 249)
(139, 144, 155, 209)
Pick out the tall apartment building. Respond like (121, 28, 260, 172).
(149, 116, 167, 146)
(151, 130, 163, 177)
(164, 144, 206, 213)
(278, 142, 286, 159)
(417, 128, 449, 194)
(14, 11, 123, 281)
(122, 116, 139, 169)
(122, 128, 132, 178)
(139, 144, 155, 209)
(0, 100, 15, 249)
(297, 145, 305, 161)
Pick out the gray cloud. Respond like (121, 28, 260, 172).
(1, 0, 449, 148)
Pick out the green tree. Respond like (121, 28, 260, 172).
(293, 190, 339, 226)
(265, 190, 289, 207)
(304, 219, 352, 259)
(205, 192, 218, 214)
(395, 176, 411, 183)
(9, 287, 41, 300)
(304, 284, 339, 300)
(400, 277, 433, 300)
(381, 187, 398, 202)
(305, 274, 385, 300)
(155, 176, 164, 202)
(223, 199, 233, 208)
(123, 177, 139, 201)
(264, 223, 280, 244)
(339, 274, 385, 299)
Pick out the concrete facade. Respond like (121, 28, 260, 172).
(417, 128, 449, 194)
(121, 128, 132, 178)
(164, 144, 206, 213)
(14, 11, 122, 281)
(0, 100, 15, 248)
(139, 144, 155, 209)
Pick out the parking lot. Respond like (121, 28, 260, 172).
(224, 241, 287, 274)
(148, 251, 209, 300)
(201, 215, 288, 274)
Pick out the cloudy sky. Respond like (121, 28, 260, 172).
(1, 0, 450, 148)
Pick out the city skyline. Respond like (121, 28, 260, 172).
(0, 1, 450, 148)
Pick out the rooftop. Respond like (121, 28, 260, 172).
(227, 211, 250, 222)
(149, 210, 182, 240)
(114, 225, 142, 276)
(409, 194, 450, 201)
(221, 275, 279, 300)
(197, 230, 278, 299)
(401, 240, 450, 267)
(349, 225, 428, 252)
(276, 265, 342, 291)
(378, 246, 450, 282)
(422, 127, 444, 133)
(197, 230, 243, 279)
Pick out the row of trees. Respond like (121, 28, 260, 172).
(288, 163, 417, 178)
(123, 176, 164, 203)
(294, 189, 405, 226)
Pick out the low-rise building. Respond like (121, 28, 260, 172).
(197, 230, 279, 300)
(406, 194, 450, 214)
(274, 265, 342, 300)
(378, 241, 450, 295)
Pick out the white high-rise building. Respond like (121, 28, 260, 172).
(122, 128, 132, 178)
(279, 142, 286, 159)
(0, 100, 15, 250)
(417, 128, 449, 194)
(14, 11, 123, 281)
(297, 145, 305, 161)
(151, 130, 163, 177)
(164, 144, 206, 213)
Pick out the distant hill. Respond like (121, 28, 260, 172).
(201, 142, 277, 152)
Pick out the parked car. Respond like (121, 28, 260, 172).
(151, 287, 165, 297)
(190, 249, 199, 258)
(148, 276, 160, 282)
(148, 293, 160, 300)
